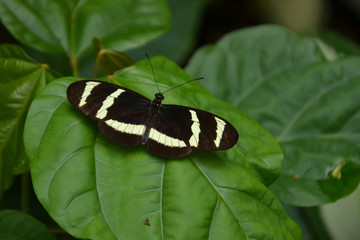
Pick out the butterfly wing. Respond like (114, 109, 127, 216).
(67, 80, 239, 157)
(67, 80, 151, 146)
(145, 104, 238, 158)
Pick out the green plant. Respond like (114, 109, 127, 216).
(1, 0, 359, 239)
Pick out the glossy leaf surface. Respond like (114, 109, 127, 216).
(186, 25, 360, 206)
(24, 57, 300, 239)
(0, 44, 54, 197)
(0, 0, 170, 58)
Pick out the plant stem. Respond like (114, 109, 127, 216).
(70, 57, 79, 77)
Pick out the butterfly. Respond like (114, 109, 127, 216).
(67, 59, 238, 158)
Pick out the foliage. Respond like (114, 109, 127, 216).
(0, 210, 56, 240)
(23, 57, 296, 239)
(186, 25, 360, 207)
(0, 0, 359, 239)
(0, 45, 54, 197)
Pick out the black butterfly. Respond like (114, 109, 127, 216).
(67, 79, 238, 158)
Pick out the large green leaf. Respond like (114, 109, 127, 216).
(0, 210, 56, 240)
(0, 44, 54, 198)
(186, 25, 360, 206)
(0, 0, 170, 58)
(24, 57, 300, 239)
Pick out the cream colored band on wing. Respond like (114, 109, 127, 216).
(149, 128, 187, 148)
(105, 119, 146, 136)
(189, 110, 201, 147)
(214, 117, 226, 148)
(96, 89, 125, 119)
(79, 81, 101, 107)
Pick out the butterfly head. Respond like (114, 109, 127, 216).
(153, 93, 164, 108)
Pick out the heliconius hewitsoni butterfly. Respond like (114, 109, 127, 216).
(67, 78, 238, 158)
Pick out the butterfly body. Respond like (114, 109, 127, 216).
(67, 80, 238, 158)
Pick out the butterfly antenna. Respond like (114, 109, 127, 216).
(162, 77, 204, 94)
(145, 53, 161, 93)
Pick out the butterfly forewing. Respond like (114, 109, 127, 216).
(194, 108, 239, 151)
(67, 80, 150, 119)
(67, 80, 239, 158)
(67, 80, 151, 146)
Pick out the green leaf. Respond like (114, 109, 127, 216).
(0, 210, 56, 240)
(305, 31, 360, 57)
(117, 57, 283, 185)
(128, 0, 208, 64)
(0, 44, 54, 197)
(186, 25, 360, 206)
(24, 57, 299, 239)
(0, 0, 171, 58)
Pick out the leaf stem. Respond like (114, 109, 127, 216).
(93, 53, 100, 78)
(70, 57, 79, 77)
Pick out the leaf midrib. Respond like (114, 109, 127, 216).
(277, 73, 359, 140)
(191, 158, 249, 240)
(0, 68, 44, 156)
(1, 0, 61, 51)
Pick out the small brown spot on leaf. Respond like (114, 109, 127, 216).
(144, 218, 150, 227)
(293, 174, 301, 179)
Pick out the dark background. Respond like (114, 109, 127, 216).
(1, 0, 360, 53)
